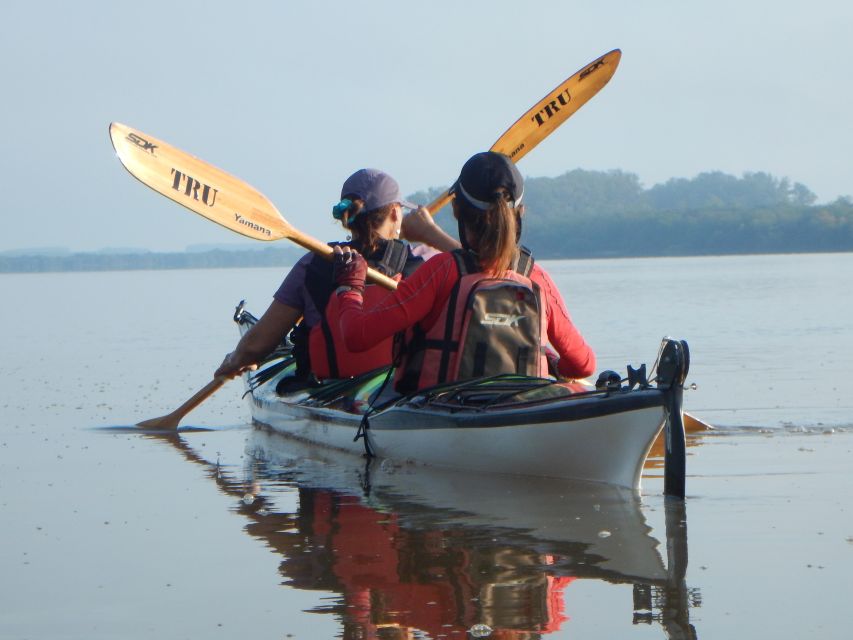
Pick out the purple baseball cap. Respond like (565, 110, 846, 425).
(340, 169, 416, 212)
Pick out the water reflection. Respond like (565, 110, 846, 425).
(147, 428, 700, 639)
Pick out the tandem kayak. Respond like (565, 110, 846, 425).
(233, 301, 691, 496)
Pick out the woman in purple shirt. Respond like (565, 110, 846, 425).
(214, 168, 453, 382)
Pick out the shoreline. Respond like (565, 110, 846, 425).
(2, 248, 852, 275)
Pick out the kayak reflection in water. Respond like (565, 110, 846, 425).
(145, 429, 701, 639)
(283, 488, 574, 639)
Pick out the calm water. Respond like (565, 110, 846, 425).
(1, 254, 852, 639)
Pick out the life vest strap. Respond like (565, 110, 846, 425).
(307, 239, 414, 382)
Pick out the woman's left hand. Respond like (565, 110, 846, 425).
(400, 206, 435, 243)
(332, 245, 367, 293)
(214, 351, 258, 379)
(401, 206, 462, 253)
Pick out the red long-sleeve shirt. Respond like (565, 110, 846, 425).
(337, 252, 596, 380)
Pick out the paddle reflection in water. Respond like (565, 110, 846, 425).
(146, 428, 700, 639)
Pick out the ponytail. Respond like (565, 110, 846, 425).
(457, 193, 519, 275)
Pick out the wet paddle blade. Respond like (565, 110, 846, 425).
(136, 413, 184, 430)
(683, 412, 714, 432)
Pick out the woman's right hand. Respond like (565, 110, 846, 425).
(332, 245, 367, 293)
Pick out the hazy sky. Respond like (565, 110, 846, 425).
(2, 1, 851, 253)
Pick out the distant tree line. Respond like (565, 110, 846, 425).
(4, 170, 852, 273)
(411, 170, 853, 258)
(0, 246, 303, 274)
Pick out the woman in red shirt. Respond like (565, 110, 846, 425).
(333, 152, 596, 393)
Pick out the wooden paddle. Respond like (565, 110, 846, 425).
(425, 48, 622, 215)
(109, 122, 399, 290)
(136, 376, 228, 429)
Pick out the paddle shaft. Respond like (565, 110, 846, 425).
(136, 377, 228, 429)
(169, 377, 227, 418)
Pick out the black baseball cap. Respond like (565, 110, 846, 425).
(452, 152, 524, 210)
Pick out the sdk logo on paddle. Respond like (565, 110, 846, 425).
(125, 132, 157, 154)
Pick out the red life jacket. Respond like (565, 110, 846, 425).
(309, 240, 412, 380)
(395, 248, 548, 393)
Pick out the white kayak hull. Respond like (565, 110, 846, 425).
(247, 381, 666, 490)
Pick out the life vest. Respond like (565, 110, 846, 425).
(306, 239, 414, 380)
(395, 247, 548, 394)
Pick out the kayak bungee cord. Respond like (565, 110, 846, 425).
(353, 363, 397, 458)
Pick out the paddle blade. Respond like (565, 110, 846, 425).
(109, 122, 290, 241)
(110, 123, 398, 290)
(136, 413, 184, 430)
(683, 412, 714, 432)
(425, 49, 622, 216)
(491, 49, 621, 162)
